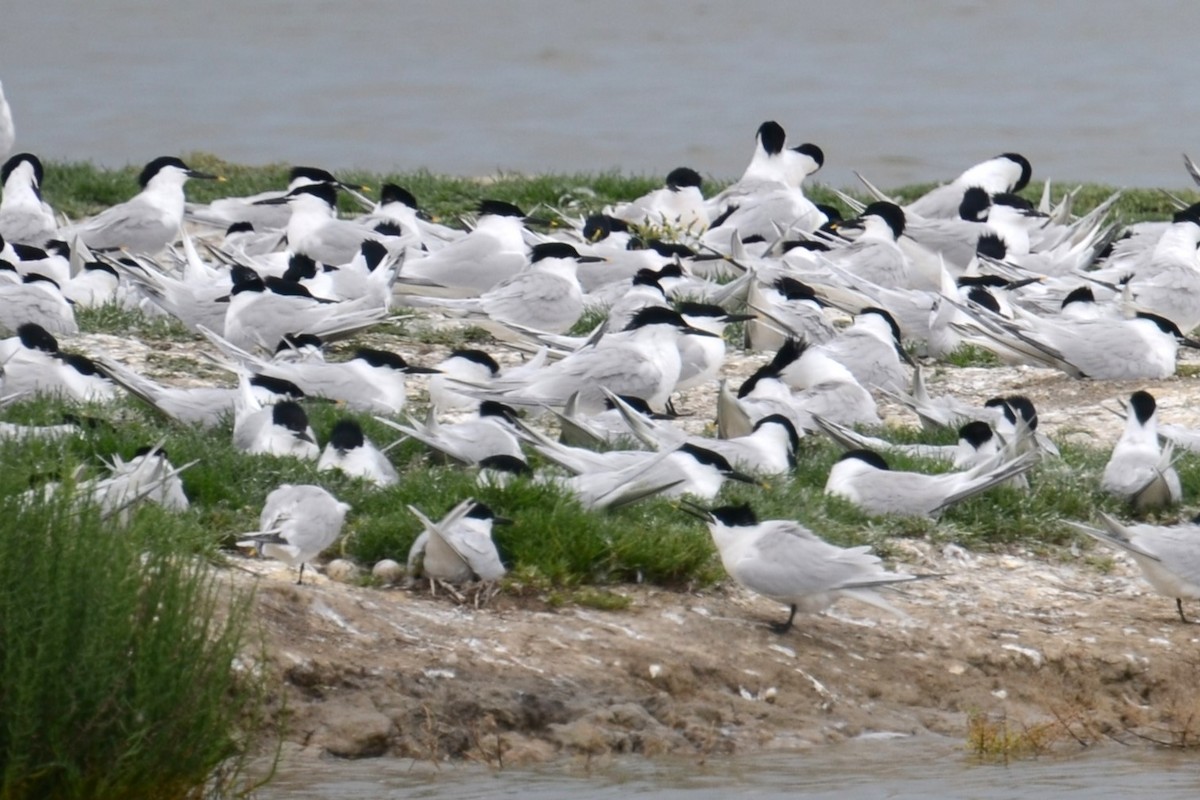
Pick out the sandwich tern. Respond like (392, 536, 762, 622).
(233, 399, 319, 460)
(1101, 390, 1180, 511)
(62, 156, 221, 255)
(317, 418, 399, 487)
(824, 448, 1037, 518)
(238, 484, 350, 584)
(0, 153, 56, 245)
(693, 502, 918, 633)
(407, 499, 509, 586)
(1066, 512, 1200, 623)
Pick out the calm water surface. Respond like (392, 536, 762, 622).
(257, 739, 1200, 799)
(4, 1, 1200, 188)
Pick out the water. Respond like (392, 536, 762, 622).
(257, 739, 1200, 799)
(4, 1, 1200, 189)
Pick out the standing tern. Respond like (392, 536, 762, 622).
(238, 484, 350, 584)
(1066, 512, 1200, 623)
(61, 156, 221, 255)
(692, 502, 918, 633)
(1101, 390, 1180, 512)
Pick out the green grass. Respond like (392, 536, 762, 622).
(0, 465, 263, 800)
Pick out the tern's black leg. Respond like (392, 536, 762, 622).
(770, 604, 798, 634)
(296, 563, 306, 586)
(1178, 597, 1189, 624)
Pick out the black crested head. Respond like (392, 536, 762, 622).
(631, 268, 665, 290)
(792, 142, 825, 170)
(1004, 395, 1039, 429)
(861, 201, 905, 238)
(709, 503, 759, 527)
(276, 332, 323, 353)
(60, 352, 106, 378)
(530, 241, 583, 262)
(975, 232, 1007, 260)
(478, 199, 525, 218)
(2, 152, 44, 186)
(373, 221, 404, 237)
(287, 182, 338, 207)
(757, 121, 786, 155)
(838, 449, 890, 471)
(0, 259, 14, 273)
(624, 305, 689, 332)
(229, 264, 263, 292)
(738, 338, 807, 398)
(479, 400, 520, 421)
(997, 153, 1033, 193)
(665, 166, 702, 190)
(754, 414, 801, 454)
(781, 239, 830, 253)
(1171, 202, 1200, 226)
(1135, 311, 1186, 340)
(225, 221, 255, 236)
(22, 273, 60, 289)
(647, 240, 696, 258)
(289, 166, 338, 184)
(958, 274, 1009, 289)
(263, 276, 317, 299)
(83, 261, 119, 279)
(380, 183, 419, 209)
(860, 307, 902, 344)
(967, 286, 1001, 314)
(12, 243, 47, 261)
(283, 253, 318, 282)
(477, 454, 532, 476)
(271, 401, 310, 434)
(676, 301, 726, 319)
(958, 186, 991, 222)
(957, 420, 994, 449)
(603, 394, 654, 415)
(583, 214, 628, 243)
(466, 501, 502, 521)
(992, 192, 1035, 212)
(815, 204, 844, 225)
(354, 347, 409, 370)
(359, 239, 387, 271)
(775, 276, 820, 303)
(137, 156, 190, 187)
(1061, 286, 1095, 309)
(44, 240, 69, 257)
(250, 373, 305, 398)
(984, 396, 1018, 426)
(1129, 390, 1157, 425)
(328, 418, 365, 451)
(678, 442, 737, 474)
(133, 444, 167, 460)
(449, 348, 500, 375)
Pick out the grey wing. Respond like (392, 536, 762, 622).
(1134, 527, 1200, 580)
(71, 198, 167, 250)
(732, 532, 891, 600)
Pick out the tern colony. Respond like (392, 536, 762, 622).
(3, 109, 1200, 625)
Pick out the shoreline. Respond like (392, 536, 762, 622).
(238, 535, 1200, 764)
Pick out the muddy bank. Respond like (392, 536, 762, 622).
(237, 540, 1200, 765)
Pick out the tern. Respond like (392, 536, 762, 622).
(238, 484, 350, 584)
(0, 153, 56, 245)
(824, 448, 1037, 518)
(1066, 512, 1200, 623)
(61, 156, 221, 255)
(317, 418, 399, 487)
(1101, 390, 1180, 512)
(406, 499, 509, 585)
(692, 502, 918, 633)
